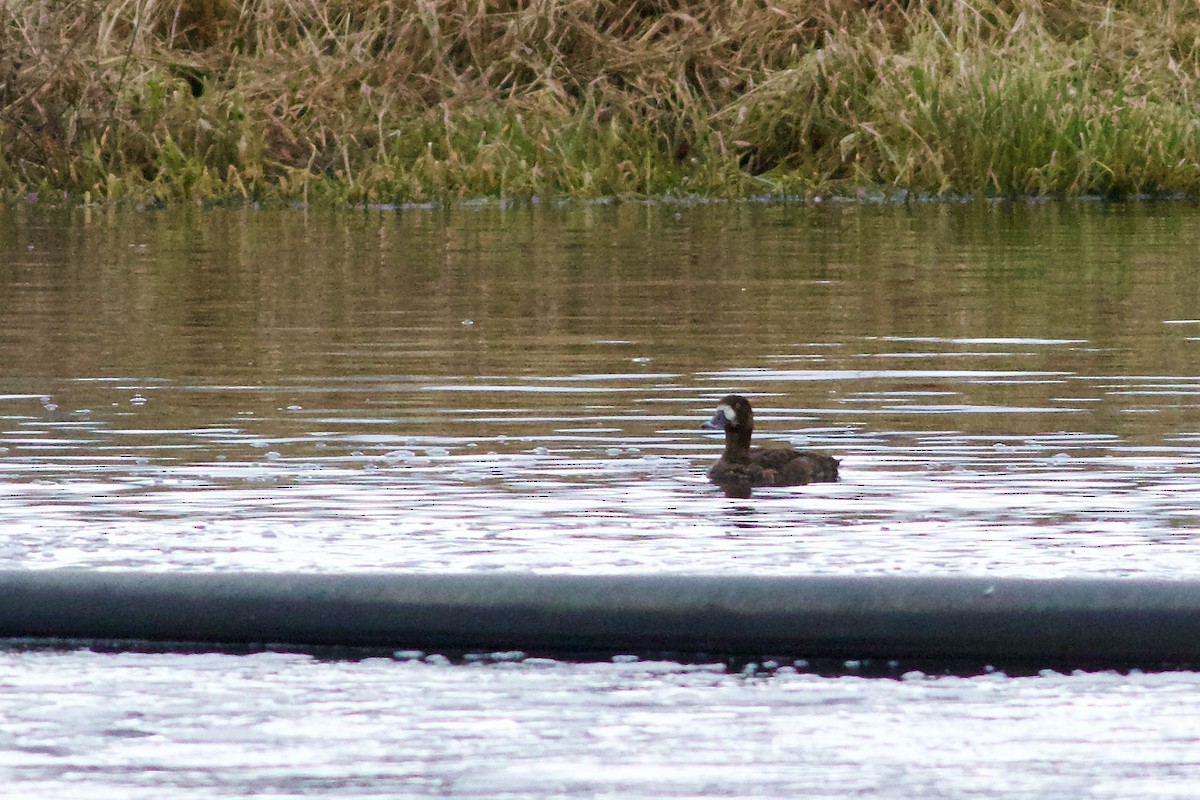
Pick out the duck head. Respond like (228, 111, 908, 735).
(701, 394, 754, 462)
(701, 395, 753, 432)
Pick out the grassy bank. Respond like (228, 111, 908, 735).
(2, 0, 1199, 205)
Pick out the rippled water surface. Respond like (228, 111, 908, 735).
(4, 201, 1200, 796)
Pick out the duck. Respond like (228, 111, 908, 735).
(701, 394, 838, 494)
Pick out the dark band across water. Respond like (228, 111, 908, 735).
(0, 571, 1197, 667)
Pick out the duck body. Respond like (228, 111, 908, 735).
(701, 395, 838, 492)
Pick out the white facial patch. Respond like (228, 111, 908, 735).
(718, 403, 736, 423)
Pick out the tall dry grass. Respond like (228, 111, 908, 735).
(1, 0, 1198, 203)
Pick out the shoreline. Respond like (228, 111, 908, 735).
(5, 1, 1199, 207)
(7, 188, 1198, 213)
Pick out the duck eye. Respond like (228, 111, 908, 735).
(719, 404, 736, 423)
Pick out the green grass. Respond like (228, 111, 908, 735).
(2, 0, 1199, 205)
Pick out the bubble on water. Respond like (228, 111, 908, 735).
(521, 657, 559, 668)
(383, 449, 415, 463)
(531, 446, 549, 456)
(423, 654, 452, 666)
(393, 650, 424, 661)
(425, 447, 449, 457)
(461, 319, 474, 327)
(264, 451, 281, 461)
(286, 404, 303, 411)
(129, 394, 147, 406)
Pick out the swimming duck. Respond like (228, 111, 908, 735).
(701, 394, 838, 494)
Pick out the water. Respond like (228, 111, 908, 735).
(3, 201, 1200, 796)
(6, 648, 1200, 800)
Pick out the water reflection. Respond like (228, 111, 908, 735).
(1, 203, 1200, 575)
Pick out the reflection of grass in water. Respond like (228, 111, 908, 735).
(2, 0, 1199, 203)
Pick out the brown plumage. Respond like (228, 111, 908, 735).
(701, 395, 838, 495)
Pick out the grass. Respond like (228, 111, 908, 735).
(1, 0, 1199, 205)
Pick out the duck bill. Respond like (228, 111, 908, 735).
(701, 411, 727, 431)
